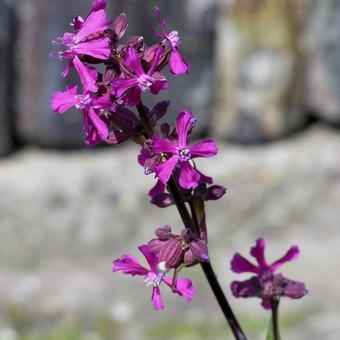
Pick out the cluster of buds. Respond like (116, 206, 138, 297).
(147, 225, 209, 269)
(50, 0, 307, 318)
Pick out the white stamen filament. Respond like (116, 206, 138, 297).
(143, 261, 169, 288)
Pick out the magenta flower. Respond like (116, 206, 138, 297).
(150, 110, 218, 189)
(54, 8, 111, 77)
(231, 238, 300, 275)
(113, 245, 196, 310)
(112, 47, 168, 105)
(154, 6, 190, 75)
(51, 84, 114, 145)
(230, 238, 308, 309)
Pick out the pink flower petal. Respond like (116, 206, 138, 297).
(189, 140, 218, 158)
(152, 286, 164, 310)
(61, 60, 73, 78)
(230, 279, 254, 298)
(178, 161, 200, 189)
(176, 110, 194, 148)
(150, 78, 168, 95)
(112, 78, 138, 98)
(169, 48, 190, 75)
(155, 155, 179, 184)
(86, 107, 108, 140)
(250, 238, 268, 269)
(124, 48, 145, 77)
(73, 56, 98, 93)
(112, 254, 149, 276)
(230, 253, 260, 274)
(51, 85, 78, 113)
(74, 38, 110, 60)
(174, 278, 196, 302)
(139, 245, 159, 273)
(138, 148, 150, 166)
(163, 276, 196, 302)
(270, 246, 300, 272)
(85, 127, 101, 147)
(151, 135, 177, 154)
(124, 86, 142, 106)
(91, 0, 106, 12)
(75, 9, 111, 43)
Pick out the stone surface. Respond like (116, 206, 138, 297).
(0, 125, 340, 338)
(0, 0, 14, 155)
(213, 0, 306, 143)
(304, 0, 340, 124)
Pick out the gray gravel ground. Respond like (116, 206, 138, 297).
(0, 124, 339, 339)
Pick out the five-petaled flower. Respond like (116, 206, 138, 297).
(150, 110, 218, 189)
(112, 245, 196, 310)
(230, 238, 308, 309)
(111, 47, 168, 105)
(53, 6, 111, 78)
(51, 81, 115, 146)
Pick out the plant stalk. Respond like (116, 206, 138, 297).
(271, 298, 281, 340)
(136, 102, 247, 340)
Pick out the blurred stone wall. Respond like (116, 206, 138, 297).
(0, 0, 340, 150)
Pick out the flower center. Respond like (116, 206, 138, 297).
(75, 94, 92, 109)
(137, 74, 154, 91)
(179, 148, 191, 161)
(143, 261, 169, 288)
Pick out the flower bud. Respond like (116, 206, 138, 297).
(205, 185, 227, 201)
(151, 193, 174, 208)
(113, 13, 128, 40)
(159, 238, 184, 269)
(150, 101, 171, 122)
(155, 225, 172, 239)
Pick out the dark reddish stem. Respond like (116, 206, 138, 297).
(136, 102, 247, 340)
(271, 298, 281, 340)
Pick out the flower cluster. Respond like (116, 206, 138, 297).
(50, 0, 221, 310)
(50, 0, 308, 320)
(51, 2, 189, 146)
(230, 238, 308, 309)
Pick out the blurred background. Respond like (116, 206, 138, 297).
(0, 0, 340, 339)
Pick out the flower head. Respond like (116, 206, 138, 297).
(230, 238, 308, 309)
(113, 245, 196, 310)
(52, 6, 112, 78)
(51, 83, 115, 146)
(111, 47, 168, 105)
(150, 110, 218, 189)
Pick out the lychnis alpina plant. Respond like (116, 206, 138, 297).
(50, 1, 307, 339)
